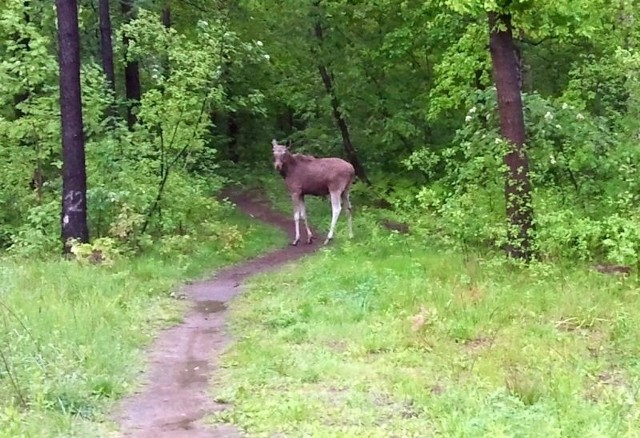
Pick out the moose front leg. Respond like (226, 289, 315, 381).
(291, 194, 302, 246)
(299, 197, 314, 244)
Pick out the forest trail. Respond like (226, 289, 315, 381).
(113, 187, 318, 437)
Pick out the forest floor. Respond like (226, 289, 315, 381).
(113, 187, 318, 437)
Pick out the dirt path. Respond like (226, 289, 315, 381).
(113, 188, 318, 438)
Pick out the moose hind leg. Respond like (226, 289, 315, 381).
(342, 191, 354, 239)
(324, 191, 342, 244)
(299, 198, 313, 244)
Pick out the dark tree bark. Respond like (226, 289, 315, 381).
(56, 0, 89, 250)
(121, 0, 141, 129)
(99, 0, 116, 120)
(313, 21, 370, 185)
(161, 1, 172, 78)
(162, 1, 171, 28)
(99, 0, 115, 90)
(488, 12, 534, 261)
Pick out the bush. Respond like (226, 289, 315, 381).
(405, 90, 640, 263)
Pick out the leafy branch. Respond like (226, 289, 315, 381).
(140, 96, 209, 235)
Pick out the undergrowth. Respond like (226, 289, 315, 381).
(0, 206, 284, 437)
(213, 228, 640, 437)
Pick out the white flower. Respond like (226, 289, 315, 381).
(562, 103, 569, 110)
(256, 40, 263, 47)
(550, 154, 556, 164)
(555, 124, 562, 129)
(544, 111, 554, 121)
(263, 54, 270, 61)
(576, 113, 585, 120)
(465, 115, 472, 122)
(468, 106, 477, 114)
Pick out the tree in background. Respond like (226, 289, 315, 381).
(488, 11, 533, 260)
(99, 0, 116, 119)
(55, 0, 89, 250)
(121, 0, 141, 129)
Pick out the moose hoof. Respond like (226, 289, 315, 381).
(306, 237, 314, 245)
(290, 240, 299, 246)
(323, 238, 332, 245)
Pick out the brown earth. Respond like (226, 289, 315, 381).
(113, 187, 319, 437)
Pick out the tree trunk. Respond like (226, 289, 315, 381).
(488, 12, 534, 261)
(99, 0, 116, 119)
(121, 0, 141, 129)
(99, 0, 115, 90)
(161, 2, 171, 78)
(56, 0, 89, 251)
(162, 1, 171, 28)
(313, 21, 370, 185)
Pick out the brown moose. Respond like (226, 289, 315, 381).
(271, 139, 355, 245)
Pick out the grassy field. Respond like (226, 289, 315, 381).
(0, 207, 284, 437)
(213, 213, 640, 436)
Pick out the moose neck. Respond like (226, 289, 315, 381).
(278, 152, 297, 178)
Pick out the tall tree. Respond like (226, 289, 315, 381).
(99, 0, 116, 119)
(121, 0, 141, 129)
(99, 0, 115, 90)
(55, 0, 89, 251)
(488, 11, 533, 260)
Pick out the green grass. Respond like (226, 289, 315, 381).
(0, 206, 285, 437)
(213, 229, 640, 437)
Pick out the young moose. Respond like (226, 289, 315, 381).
(272, 139, 355, 245)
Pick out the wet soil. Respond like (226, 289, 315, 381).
(113, 187, 319, 437)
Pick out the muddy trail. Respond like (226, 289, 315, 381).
(113, 187, 319, 437)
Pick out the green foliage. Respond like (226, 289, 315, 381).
(1, 0, 634, 263)
(0, 3, 269, 255)
(406, 87, 640, 263)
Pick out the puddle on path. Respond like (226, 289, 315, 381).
(193, 300, 226, 314)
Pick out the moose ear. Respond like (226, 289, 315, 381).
(271, 139, 278, 147)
